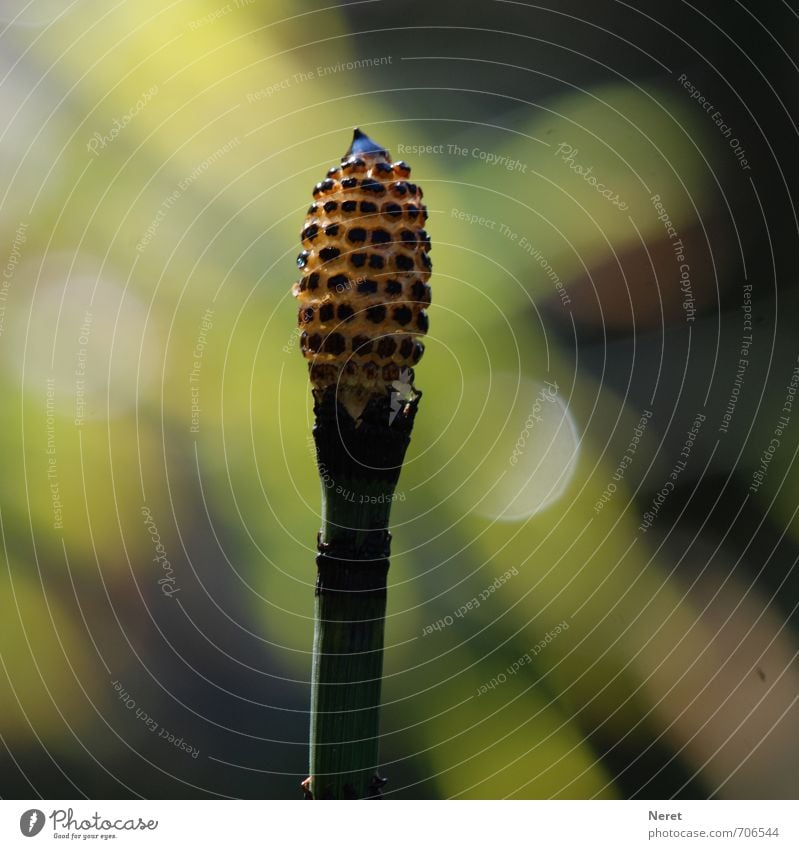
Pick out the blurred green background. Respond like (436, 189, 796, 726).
(1, 0, 798, 799)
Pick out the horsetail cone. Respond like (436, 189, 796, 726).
(296, 130, 430, 799)
(293, 128, 431, 420)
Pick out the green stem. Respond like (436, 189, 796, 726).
(310, 480, 393, 800)
(307, 389, 419, 799)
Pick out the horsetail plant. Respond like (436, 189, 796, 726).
(293, 129, 431, 799)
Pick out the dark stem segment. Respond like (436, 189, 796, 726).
(308, 387, 420, 799)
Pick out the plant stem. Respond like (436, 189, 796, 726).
(307, 387, 419, 799)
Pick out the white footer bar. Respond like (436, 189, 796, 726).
(2, 799, 796, 848)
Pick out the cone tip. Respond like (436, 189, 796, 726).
(344, 127, 388, 159)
